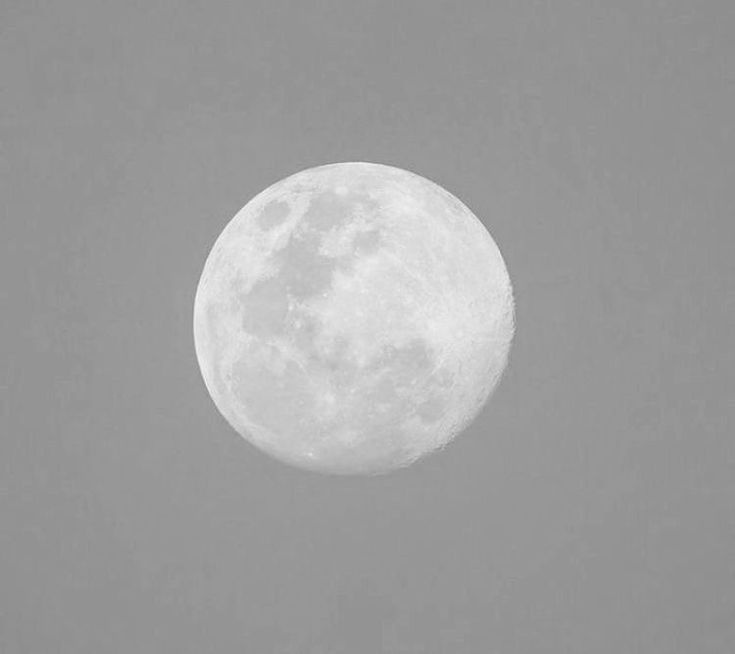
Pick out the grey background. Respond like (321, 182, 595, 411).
(2, 1, 733, 652)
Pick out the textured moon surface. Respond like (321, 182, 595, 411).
(193, 162, 514, 475)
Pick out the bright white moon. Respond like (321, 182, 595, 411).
(194, 162, 514, 474)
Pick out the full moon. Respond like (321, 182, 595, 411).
(193, 162, 514, 475)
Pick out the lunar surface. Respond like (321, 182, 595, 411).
(193, 162, 514, 474)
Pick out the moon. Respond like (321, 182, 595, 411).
(193, 162, 514, 475)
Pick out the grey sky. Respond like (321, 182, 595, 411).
(2, 1, 734, 652)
